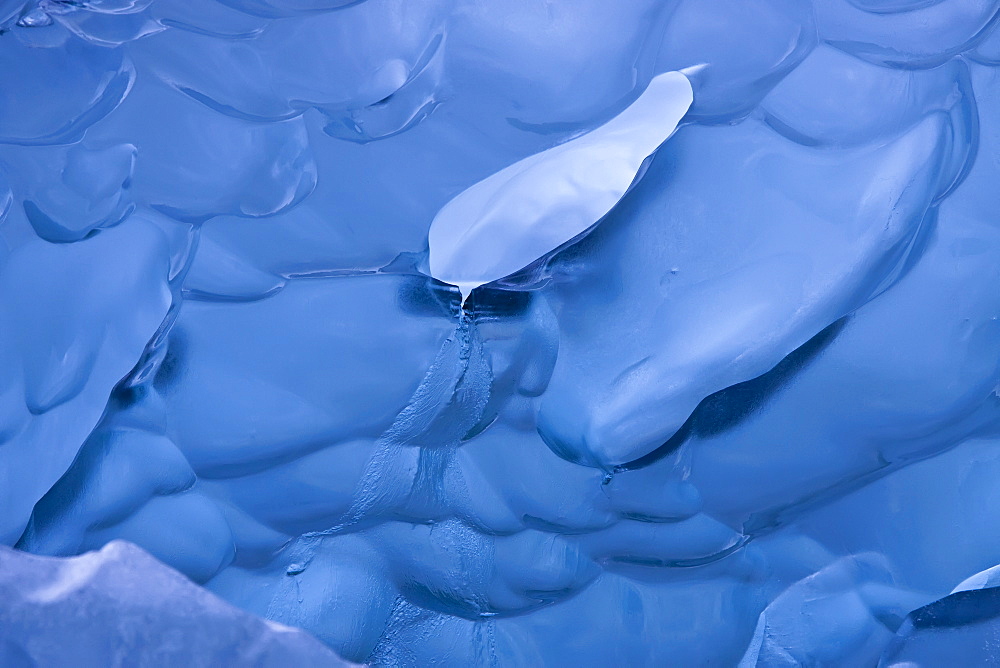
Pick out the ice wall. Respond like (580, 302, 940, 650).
(1, 0, 1000, 665)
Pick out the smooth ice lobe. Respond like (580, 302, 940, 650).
(0, 220, 171, 544)
(427, 70, 694, 300)
(536, 112, 952, 468)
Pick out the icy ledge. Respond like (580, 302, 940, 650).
(428, 69, 695, 300)
(0, 541, 353, 667)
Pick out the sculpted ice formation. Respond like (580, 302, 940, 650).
(449, 1, 672, 126)
(973, 19, 1000, 61)
(1, 0, 1000, 665)
(16, 141, 137, 242)
(160, 276, 454, 476)
(428, 70, 694, 299)
(814, 0, 1000, 67)
(0, 541, 351, 666)
(132, 0, 447, 127)
(739, 554, 904, 666)
(536, 111, 956, 468)
(214, 0, 363, 19)
(0, 220, 171, 545)
(880, 585, 1000, 666)
(41, 0, 166, 47)
(86, 76, 317, 223)
(0, 25, 134, 145)
(655, 0, 816, 121)
(761, 46, 975, 150)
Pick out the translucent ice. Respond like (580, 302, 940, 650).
(878, 564, 1000, 665)
(0, 220, 171, 544)
(0, 23, 133, 145)
(655, 0, 817, 121)
(536, 112, 953, 467)
(814, 0, 1000, 67)
(2, 0, 1000, 665)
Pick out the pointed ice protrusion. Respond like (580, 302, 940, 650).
(457, 282, 476, 305)
(428, 70, 695, 298)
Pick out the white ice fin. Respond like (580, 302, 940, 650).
(428, 70, 694, 300)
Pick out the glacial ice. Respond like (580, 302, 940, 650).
(878, 563, 1000, 666)
(1, 0, 1000, 665)
(0, 540, 351, 666)
(427, 70, 693, 300)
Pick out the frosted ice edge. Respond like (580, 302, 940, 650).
(0, 540, 353, 666)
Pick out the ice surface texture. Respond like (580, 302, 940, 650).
(0, 540, 351, 666)
(1, 0, 1000, 665)
(427, 69, 694, 300)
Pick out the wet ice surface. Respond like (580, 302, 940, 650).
(1, 0, 1000, 665)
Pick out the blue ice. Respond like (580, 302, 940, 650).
(2, 0, 1000, 665)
